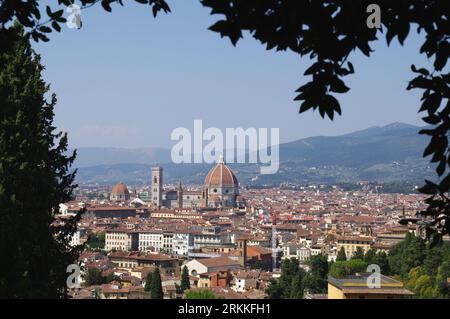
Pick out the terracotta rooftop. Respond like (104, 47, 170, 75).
(111, 182, 130, 195)
(109, 251, 177, 261)
(204, 158, 239, 188)
(197, 257, 241, 268)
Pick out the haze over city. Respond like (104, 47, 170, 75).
(35, 0, 429, 149)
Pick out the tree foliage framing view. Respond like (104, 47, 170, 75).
(0, 0, 449, 297)
(0, 24, 83, 298)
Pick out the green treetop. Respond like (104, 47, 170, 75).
(144, 271, 153, 292)
(150, 268, 164, 299)
(181, 266, 190, 292)
(351, 247, 365, 260)
(336, 247, 347, 262)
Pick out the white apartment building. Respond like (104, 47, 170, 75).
(282, 244, 311, 262)
(138, 230, 163, 252)
(162, 232, 173, 253)
(310, 244, 323, 256)
(172, 232, 194, 256)
(297, 246, 312, 262)
(192, 231, 231, 249)
(138, 230, 173, 253)
(193, 233, 223, 248)
(105, 229, 138, 251)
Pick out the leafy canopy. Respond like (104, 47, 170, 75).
(266, 258, 307, 299)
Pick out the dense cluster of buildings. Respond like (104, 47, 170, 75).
(63, 160, 441, 299)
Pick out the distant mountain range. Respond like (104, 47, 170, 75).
(72, 122, 435, 186)
(278, 122, 427, 167)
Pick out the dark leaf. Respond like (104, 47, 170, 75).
(52, 21, 61, 32)
(330, 78, 350, 93)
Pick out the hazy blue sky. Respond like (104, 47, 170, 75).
(35, 1, 429, 149)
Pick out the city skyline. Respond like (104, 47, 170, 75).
(2, 0, 449, 302)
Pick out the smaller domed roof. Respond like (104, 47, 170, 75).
(111, 182, 129, 195)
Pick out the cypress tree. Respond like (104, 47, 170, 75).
(375, 251, 390, 275)
(150, 268, 163, 299)
(290, 267, 306, 299)
(304, 254, 329, 293)
(336, 247, 347, 261)
(180, 266, 190, 291)
(364, 248, 377, 265)
(0, 24, 82, 298)
(278, 259, 293, 297)
(144, 272, 153, 292)
(351, 247, 365, 260)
